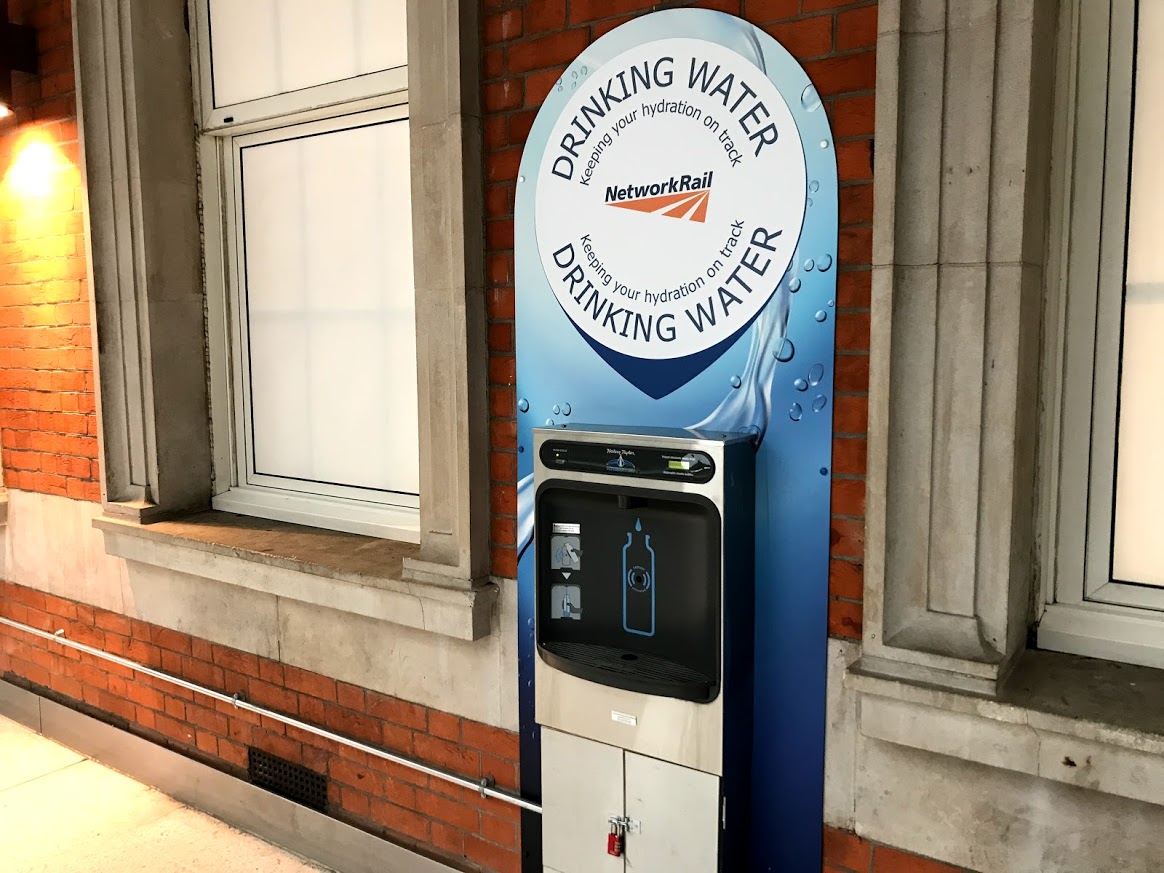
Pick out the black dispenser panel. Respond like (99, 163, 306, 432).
(535, 483, 722, 703)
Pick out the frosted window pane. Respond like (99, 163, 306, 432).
(1112, 4, 1164, 585)
(240, 118, 418, 495)
(208, 0, 407, 107)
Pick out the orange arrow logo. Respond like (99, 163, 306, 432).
(607, 188, 711, 223)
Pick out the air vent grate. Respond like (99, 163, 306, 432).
(247, 747, 328, 813)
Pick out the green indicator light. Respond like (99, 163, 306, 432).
(668, 459, 689, 470)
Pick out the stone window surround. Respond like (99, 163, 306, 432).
(72, 0, 495, 639)
(843, 0, 1164, 829)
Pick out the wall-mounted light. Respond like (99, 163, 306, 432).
(1, 6, 38, 119)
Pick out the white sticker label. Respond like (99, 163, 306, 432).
(611, 710, 638, 727)
(552, 522, 582, 534)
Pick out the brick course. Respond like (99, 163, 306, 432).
(482, 0, 873, 640)
(823, 826, 980, 873)
(0, 0, 99, 502)
(0, 580, 522, 873)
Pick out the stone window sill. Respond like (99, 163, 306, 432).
(94, 511, 497, 641)
(845, 649, 1164, 809)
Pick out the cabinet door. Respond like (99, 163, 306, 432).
(624, 753, 720, 873)
(542, 728, 625, 873)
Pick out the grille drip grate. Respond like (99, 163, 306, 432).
(247, 746, 328, 812)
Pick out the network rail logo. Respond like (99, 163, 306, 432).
(604, 171, 714, 222)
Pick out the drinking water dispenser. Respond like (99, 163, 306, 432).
(533, 425, 755, 873)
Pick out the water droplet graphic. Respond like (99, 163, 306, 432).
(545, 418, 555, 426)
(518, 445, 524, 453)
(518, 398, 529, 412)
(803, 258, 815, 271)
(815, 310, 828, 322)
(775, 338, 795, 362)
(820, 467, 829, 476)
(518, 175, 526, 184)
(820, 140, 829, 149)
(794, 378, 808, 392)
(809, 180, 820, 193)
(807, 198, 814, 207)
(828, 299, 835, 307)
(635, 518, 642, 532)
(800, 84, 822, 112)
(789, 403, 803, 422)
(552, 404, 561, 415)
(818, 254, 833, 272)
(527, 618, 535, 629)
(561, 403, 572, 416)
(812, 395, 828, 412)
(789, 277, 802, 293)
(730, 375, 742, 389)
(808, 363, 825, 386)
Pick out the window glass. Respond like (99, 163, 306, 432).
(240, 118, 419, 496)
(1112, 3, 1164, 585)
(208, 0, 406, 107)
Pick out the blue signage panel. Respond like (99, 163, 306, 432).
(514, 10, 837, 869)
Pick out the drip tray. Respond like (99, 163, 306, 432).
(539, 640, 717, 703)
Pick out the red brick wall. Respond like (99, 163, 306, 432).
(0, 0, 99, 502)
(825, 826, 980, 873)
(0, 579, 523, 873)
(482, 0, 873, 641)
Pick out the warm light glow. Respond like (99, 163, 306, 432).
(0, 104, 11, 119)
(5, 140, 62, 198)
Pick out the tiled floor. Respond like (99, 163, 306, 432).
(0, 714, 330, 872)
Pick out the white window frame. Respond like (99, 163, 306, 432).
(190, 0, 420, 542)
(1039, 0, 1164, 666)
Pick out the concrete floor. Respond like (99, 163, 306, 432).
(0, 715, 331, 872)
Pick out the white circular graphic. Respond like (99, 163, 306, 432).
(535, 37, 806, 361)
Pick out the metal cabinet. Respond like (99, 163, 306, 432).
(542, 728, 720, 873)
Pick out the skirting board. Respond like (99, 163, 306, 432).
(0, 679, 457, 873)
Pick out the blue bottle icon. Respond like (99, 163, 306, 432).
(622, 519, 655, 637)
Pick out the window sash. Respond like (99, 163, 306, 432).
(189, 0, 407, 131)
(215, 105, 420, 533)
(1041, 0, 1164, 666)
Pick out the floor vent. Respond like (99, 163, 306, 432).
(247, 747, 328, 812)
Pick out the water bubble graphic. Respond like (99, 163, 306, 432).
(518, 175, 526, 184)
(561, 403, 572, 416)
(800, 84, 822, 112)
(730, 375, 742, 389)
(828, 299, 835, 308)
(820, 467, 829, 476)
(815, 310, 828, 323)
(552, 404, 561, 415)
(518, 445, 524, 453)
(809, 180, 820, 193)
(518, 398, 529, 412)
(775, 338, 795, 362)
(812, 395, 828, 412)
(803, 258, 815, 271)
(527, 618, 535, 629)
(818, 254, 833, 272)
(820, 140, 829, 149)
(546, 418, 555, 426)
(808, 363, 825, 386)
(789, 403, 804, 422)
(789, 277, 802, 293)
(794, 378, 808, 392)
(807, 198, 814, 207)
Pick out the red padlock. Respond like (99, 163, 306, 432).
(608, 821, 624, 857)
